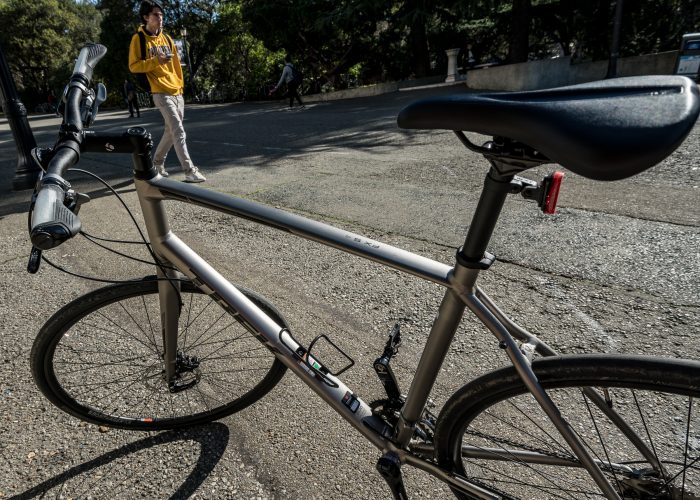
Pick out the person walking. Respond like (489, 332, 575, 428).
(270, 55, 304, 110)
(459, 42, 478, 71)
(123, 79, 140, 118)
(128, 0, 205, 182)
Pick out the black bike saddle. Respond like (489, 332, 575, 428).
(397, 76, 700, 181)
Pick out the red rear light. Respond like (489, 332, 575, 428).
(543, 171, 564, 214)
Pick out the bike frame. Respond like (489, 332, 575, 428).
(83, 128, 628, 498)
(136, 173, 626, 498)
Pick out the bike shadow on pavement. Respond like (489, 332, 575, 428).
(8, 423, 230, 500)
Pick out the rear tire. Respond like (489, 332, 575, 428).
(31, 277, 288, 430)
(434, 355, 700, 499)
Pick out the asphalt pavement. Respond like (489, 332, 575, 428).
(0, 86, 698, 499)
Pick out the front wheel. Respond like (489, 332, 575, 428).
(31, 277, 288, 430)
(434, 355, 700, 499)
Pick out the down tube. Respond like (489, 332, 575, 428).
(154, 230, 398, 449)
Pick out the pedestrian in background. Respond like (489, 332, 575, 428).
(270, 55, 305, 110)
(123, 79, 140, 118)
(460, 42, 478, 70)
(128, 0, 206, 183)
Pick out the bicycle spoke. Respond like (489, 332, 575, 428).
(40, 282, 285, 428)
(139, 293, 159, 354)
(92, 312, 159, 355)
(463, 438, 590, 498)
(180, 298, 217, 348)
(581, 389, 626, 496)
(467, 459, 585, 499)
(494, 401, 572, 456)
(182, 289, 194, 351)
(452, 382, 700, 499)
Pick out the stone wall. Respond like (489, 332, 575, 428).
(465, 51, 679, 91)
(302, 51, 682, 103)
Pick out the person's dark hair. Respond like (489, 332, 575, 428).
(284, 54, 291, 63)
(139, 0, 164, 24)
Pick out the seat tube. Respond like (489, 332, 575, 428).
(395, 168, 513, 446)
(460, 167, 513, 262)
(394, 284, 467, 446)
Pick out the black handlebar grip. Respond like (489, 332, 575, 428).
(30, 184, 81, 250)
(71, 43, 107, 83)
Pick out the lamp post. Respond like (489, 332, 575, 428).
(180, 27, 197, 99)
(0, 42, 41, 190)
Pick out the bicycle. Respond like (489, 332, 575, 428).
(34, 102, 57, 114)
(26, 43, 700, 499)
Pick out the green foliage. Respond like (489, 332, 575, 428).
(1, 0, 699, 108)
(198, 1, 282, 100)
(95, 0, 222, 98)
(527, 0, 699, 62)
(94, 0, 141, 96)
(241, 0, 395, 88)
(617, 0, 699, 56)
(0, 0, 101, 106)
(166, 0, 222, 86)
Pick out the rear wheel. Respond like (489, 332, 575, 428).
(31, 277, 288, 430)
(434, 355, 700, 499)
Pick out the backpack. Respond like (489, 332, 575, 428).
(134, 30, 174, 92)
(289, 64, 303, 86)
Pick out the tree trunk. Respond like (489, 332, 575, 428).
(403, 0, 430, 78)
(508, 0, 531, 64)
(605, 0, 624, 78)
(410, 13, 430, 77)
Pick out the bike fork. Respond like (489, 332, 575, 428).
(157, 265, 182, 383)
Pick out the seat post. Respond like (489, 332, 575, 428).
(459, 166, 513, 263)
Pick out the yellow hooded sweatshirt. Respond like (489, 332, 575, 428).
(128, 26, 184, 95)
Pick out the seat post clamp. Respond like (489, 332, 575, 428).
(456, 247, 496, 270)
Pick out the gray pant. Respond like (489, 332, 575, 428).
(153, 93, 194, 172)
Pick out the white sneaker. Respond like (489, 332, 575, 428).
(155, 165, 169, 177)
(184, 168, 206, 183)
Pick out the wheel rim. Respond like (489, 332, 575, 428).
(46, 284, 283, 427)
(454, 386, 700, 499)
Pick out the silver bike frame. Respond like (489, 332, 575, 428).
(135, 177, 448, 440)
(135, 174, 628, 499)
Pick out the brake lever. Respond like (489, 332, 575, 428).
(27, 186, 88, 274)
(65, 190, 91, 214)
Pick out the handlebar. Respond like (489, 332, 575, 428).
(71, 43, 107, 84)
(30, 43, 107, 250)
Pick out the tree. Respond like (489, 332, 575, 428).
(166, 0, 223, 92)
(531, 0, 699, 63)
(0, 0, 101, 107)
(241, 0, 394, 87)
(95, 0, 226, 98)
(95, 0, 141, 95)
(203, 1, 281, 99)
(507, 0, 531, 63)
(392, 0, 431, 77)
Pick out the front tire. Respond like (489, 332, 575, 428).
(434, 355, 700, 499)
(31, 277, 288, 430)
